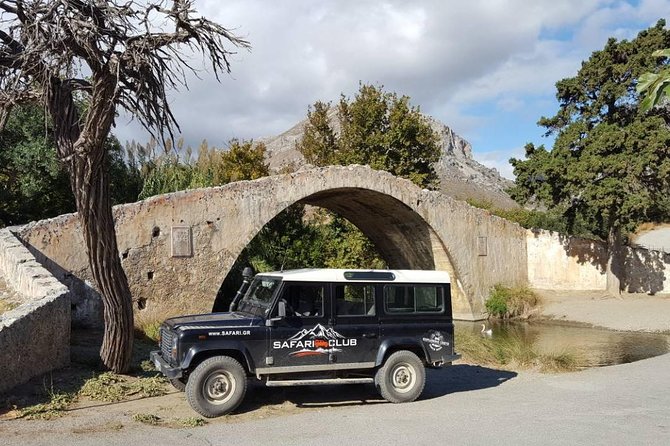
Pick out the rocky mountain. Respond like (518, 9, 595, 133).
(258, 112, 518, 209)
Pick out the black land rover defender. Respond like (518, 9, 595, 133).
(151, 268, 460, 418)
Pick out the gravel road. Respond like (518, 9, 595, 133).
(3, 352, 669, 446)
(634, 226, 670, 252)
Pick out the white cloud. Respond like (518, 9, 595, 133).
(112, 0, 670, 160)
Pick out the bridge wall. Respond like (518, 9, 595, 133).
(0, 228, 70, 393)
(528, 229, 670, 294)
(19, 166, 529, 322)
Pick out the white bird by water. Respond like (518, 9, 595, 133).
(481, 324, 493, 337)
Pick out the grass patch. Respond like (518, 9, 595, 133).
(0, 299, 19, 315)
(456, 328, 579, 373)
(485, 284, 542, 319)
(18, 391, 76, 420)
(79, 372, 168, 402)
(140, 359, 156, 372)
(132, 413, 161, 425)
(177, 417, 207, 428)
(538, 351, 580, 373)
(79, 372, 127, 402)
(139, 321, 161, 342)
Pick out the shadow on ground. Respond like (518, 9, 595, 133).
(234, 364, 517, 414)
(1, 327, 516, 419)
(0, 329, 160, 417)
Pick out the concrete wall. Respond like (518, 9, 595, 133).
(0, 228, 70, 394)
(19, 166, 529, 321)
(527, 229, 608, 290)
(527, 229, 670, 294)
(621, 245, 670, 294)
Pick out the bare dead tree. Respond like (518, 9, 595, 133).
(0, 0, 249, 372)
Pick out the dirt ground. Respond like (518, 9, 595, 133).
(631, 223, 670, 251)
(3, 290, 670, 435)
(539, 290, 670, 333)
(0, 330, 325, 431)
(0, 365, 386, 434)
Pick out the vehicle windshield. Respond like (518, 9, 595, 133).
(236, 276, 281, 317)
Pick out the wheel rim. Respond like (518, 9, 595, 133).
(391, 362, 416, 393)
(203, 370, 236, 405)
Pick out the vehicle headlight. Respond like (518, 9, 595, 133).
(171, 336, 178, 360)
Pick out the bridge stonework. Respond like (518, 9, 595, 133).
(19, 166, 528, 322)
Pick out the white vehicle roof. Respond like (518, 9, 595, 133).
(257, 268, 450, 284)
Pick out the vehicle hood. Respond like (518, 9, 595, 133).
(164, 312, 262, 330)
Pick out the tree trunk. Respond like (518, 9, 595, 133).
(73, 151, 134, 371)
(47, 76, 134, 372)
(606, 226, 623, 296)
(0, 104, 10, 132)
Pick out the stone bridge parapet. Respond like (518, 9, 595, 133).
(0, 228, 70, 393)
(19, 166, 529, 323)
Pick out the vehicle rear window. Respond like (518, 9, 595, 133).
(384, 285, 444, 314)
(335, 284, 375, 316)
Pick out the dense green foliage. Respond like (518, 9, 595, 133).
(466, 198, 597, 238)
(138, 139, 269, 199)
(0, 106, 73, 226)
(637, 48, 670, 111)
(510, 21, 670, 241)
(297, 83, 441, 189)
(0, 105, 143, 226)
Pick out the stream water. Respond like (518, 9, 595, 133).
(456, 320, 670, 367)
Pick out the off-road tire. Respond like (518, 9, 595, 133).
(375, 350, 425, 403)
(185, 355, 247, 418)
(170, 378, 186, 392)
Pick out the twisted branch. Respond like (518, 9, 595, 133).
(0, 0, 250, 144)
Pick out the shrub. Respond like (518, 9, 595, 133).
(485, 284, 541, 319)
(485, 285, 509, 317)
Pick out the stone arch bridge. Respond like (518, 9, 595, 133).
(19, 166, 528, 322)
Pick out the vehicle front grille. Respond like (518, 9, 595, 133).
(160, 327, 175, 361)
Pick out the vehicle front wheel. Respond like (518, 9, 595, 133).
(375, 350, 425, 403)
(170, 378, 186, 392)
(185, 356, 247, 418)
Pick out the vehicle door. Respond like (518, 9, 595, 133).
(380, 283, 452, 363)
(267, 282, 330, 369)
(329, 283, 380, 366)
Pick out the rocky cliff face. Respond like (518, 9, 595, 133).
(258, 113, 518, 209)
(426, 117, 517, 209)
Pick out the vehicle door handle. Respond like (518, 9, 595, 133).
(362, 333, 378, 339)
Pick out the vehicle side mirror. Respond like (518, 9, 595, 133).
(277, 300, 286, 318)
(265, 300, 287, 327)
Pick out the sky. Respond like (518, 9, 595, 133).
(114, 0, 670, 179)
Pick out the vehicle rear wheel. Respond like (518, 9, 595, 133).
(185, 356, 247, 418)
(375, 350, 425, 403)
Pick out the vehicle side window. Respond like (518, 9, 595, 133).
(335, 284, 375, 316)
(384, 285, 444, 314)
(280, 284, 324, 317)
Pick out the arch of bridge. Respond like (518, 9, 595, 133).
(19, 166, 528, 321)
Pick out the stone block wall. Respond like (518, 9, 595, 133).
(0, 228, 70, 394)
(527, 229, 670, 294)
(527, 229, 608, 290)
